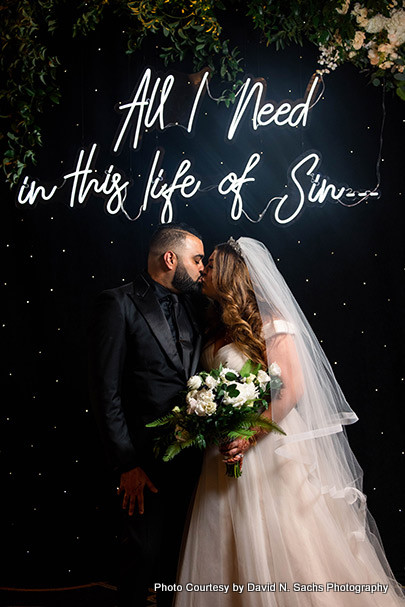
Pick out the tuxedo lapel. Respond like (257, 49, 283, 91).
(129, 274, 185, 378)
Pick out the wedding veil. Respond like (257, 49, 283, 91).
(237, 236, 403, 594)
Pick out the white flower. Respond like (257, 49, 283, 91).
(223, 381, 258, 408)
(365, 14, 387, 34)
(268, 362, 282, 377)
(186, 388, 217, 416)
(336, 0, 350, 15)
(257, 369, 271, 386)
(186, 389, 198, 406)
(204, 374, 218, 389)
(387, 9, 405, 45)
(317, 45, 341, 73)
(368, 46, 380, 65)
(352, 3, 369, 27)
(220, 367, 237, 377)
(187, 375, 202, 390)
(218, 367, 238, 384)
(243, 373, 256, 384)
(352, 31, 366, 50)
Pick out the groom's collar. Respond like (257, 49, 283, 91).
(132, 271, 153, 298)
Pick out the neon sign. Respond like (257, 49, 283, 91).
(16, 67, 380, 226)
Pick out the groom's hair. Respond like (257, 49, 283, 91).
(149, 223, 201, 256)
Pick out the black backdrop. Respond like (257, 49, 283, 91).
(1, 10, 404, 587)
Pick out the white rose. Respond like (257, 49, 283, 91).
(187, 375, 202, 390)
(186, 390, 199, 413)
(204, 375, 218, 389)
(268, 362, 282, 377)
(198, 400, 217, 416)
(192, 388, 217, 416)
(257, 369, 271, 385)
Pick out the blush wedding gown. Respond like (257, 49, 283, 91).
(174, 322, 405, 607)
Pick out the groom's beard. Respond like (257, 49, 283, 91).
(173, 261, 202, 294)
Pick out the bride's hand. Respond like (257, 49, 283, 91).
(220, 438, 251, 463)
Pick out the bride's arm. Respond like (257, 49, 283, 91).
(262, 332, 304, 425)
(221, 332, 304, 462)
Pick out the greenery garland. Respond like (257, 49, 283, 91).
(1, 0, 404, 186)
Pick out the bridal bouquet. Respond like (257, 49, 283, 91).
(146, 359, 286, 477)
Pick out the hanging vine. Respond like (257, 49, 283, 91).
(1, 0, 404, 187)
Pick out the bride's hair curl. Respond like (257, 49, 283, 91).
(206, 242, 268, 368)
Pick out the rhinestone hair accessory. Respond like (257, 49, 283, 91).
(227, 237, 243, 256)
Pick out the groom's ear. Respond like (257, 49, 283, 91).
(163, 250, 177, 271)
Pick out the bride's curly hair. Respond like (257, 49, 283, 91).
(206, 242, 268, 369)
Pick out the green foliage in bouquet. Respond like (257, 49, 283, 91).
(146, 359, 285, 477)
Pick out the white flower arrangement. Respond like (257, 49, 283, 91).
(147, 359, 285, 477)
(316, 1, 405, 98)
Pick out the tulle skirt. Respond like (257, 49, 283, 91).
(174, 409, 404, 606)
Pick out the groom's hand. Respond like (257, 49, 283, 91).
(118, 467, 158, 516)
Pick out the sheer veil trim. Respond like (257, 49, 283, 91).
(236, 237, 403, 593)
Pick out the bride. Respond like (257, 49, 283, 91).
(173, 237, 404, 606)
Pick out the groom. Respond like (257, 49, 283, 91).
(88, 224, 205, 607)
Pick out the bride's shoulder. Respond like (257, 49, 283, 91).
(262, 317, 296, 339)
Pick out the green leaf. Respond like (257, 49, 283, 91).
(396, 85, 405, 101)
(239, 359, 261, 378)
(162, 433, 206, 461)
(146, 413, 175, 427)
(225, 372, 238, 381)
(255, 415, 286, 436)
(394, 72, 405, 81)
(226, 385, 240, 398)
(163, 442, 183, 461)
(239, 359, 254, 378)
(227, 429, 255, 440)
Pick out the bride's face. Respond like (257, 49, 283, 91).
(201, 250, 218, 299)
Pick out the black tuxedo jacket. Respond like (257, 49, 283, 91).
(88, 272, 203, 474)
